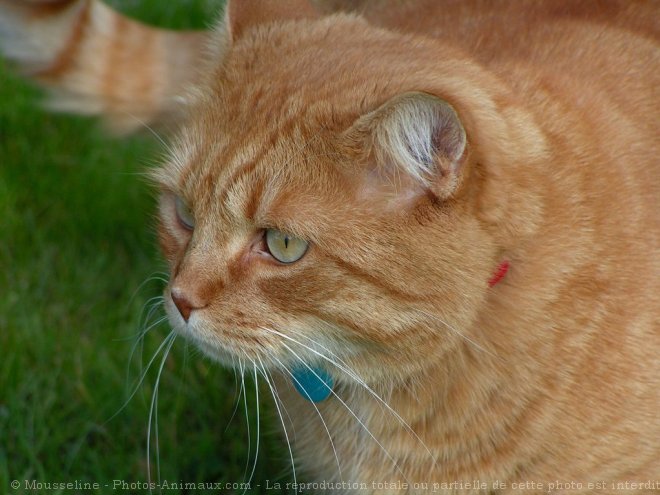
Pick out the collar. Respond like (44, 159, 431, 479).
(292, 260, 510, 403)
(291, 365, 334, 403)
(488, 260, 510, 287)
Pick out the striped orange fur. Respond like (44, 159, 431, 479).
(0, 0, 207, 132)
(155, 0, 659, 490)
(5, 0, 659, 492)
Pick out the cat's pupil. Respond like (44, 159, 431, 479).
(284, 236, 289, 249)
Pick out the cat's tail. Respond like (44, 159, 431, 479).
(0, 0, 208, 133)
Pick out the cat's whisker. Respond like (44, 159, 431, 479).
(270, 353, 343, 482)
(128, 295, 165, 346)
(236, 358, 253, 486)
(260, 326, 354, 379)
(287, 325, 432, 427)
(153, 386, 160, 486)
(141, 303, 168, 336)
(412, 309, 500, 361)
(173, 337, 192, 393)
(261, 364, 296, 432)
(114, 295, 165, 343)
(266, 326, 393, 406)
(231, 354, 239, 399)
(126, 113, 172, 153)
(256, 355, 298, 488)
(118, 296, 165, 402)
(134, 296, 166, 344)
(139, 295, 166, 325)
(126, 313, 169, 393)
(125, 300, 166, 385)
(146, 331, 177, 491)
(261, 326, 439, 469)
(136, 299, 168, 345)
(127, 272, 168, 309)
(284, 327, 394, 419)
(243, 361, 261, 495)
(279, 340, 411, 486)
(106, 327, 174, 425)
(225, 356, 244, 434)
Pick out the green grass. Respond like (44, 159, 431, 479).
(0, 1, 290, 493)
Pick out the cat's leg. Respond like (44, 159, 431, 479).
(0, 0, 208, 133)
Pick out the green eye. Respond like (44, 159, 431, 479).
(175, 196, 195, 230)
(265, 229, 308, 263)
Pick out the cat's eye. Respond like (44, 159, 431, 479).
(265, 229, 308, 263)
(175, 196, 195, 230)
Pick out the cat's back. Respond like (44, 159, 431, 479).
(366, 0, 659, 135)
(366, 0, 658, 57)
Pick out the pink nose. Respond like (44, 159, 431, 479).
(171, 287, 197, 322)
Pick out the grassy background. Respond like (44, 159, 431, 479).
(0, 1, 290, 493)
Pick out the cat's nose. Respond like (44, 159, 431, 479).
(171, 287, 200, 323)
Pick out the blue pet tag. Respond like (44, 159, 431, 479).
(291, 366, 334, 403)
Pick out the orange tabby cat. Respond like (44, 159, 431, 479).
(0, 0, 207, 132)
(4, 0, 658, 492)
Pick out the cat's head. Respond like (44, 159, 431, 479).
(151, 0, 546, 384)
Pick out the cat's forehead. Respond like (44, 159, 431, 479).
(164, 105, 353, 242)
(205, 15, 415, 128)
(157, 16, 422, 233)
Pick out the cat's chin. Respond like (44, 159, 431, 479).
(172, 326, 231, 368)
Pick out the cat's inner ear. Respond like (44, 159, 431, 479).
(345, 92, 467, 208)
(226, 0, 319, 40)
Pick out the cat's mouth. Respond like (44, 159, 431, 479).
(164, 296, 242, 366)
(174, 320, 271, 368)
(164, 294, 306, 370)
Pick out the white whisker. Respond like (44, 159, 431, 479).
(261, 326, 438, 468)
(413, 309, 500, 360)
(261, 365, 296, 432)
(279, 340, 410, 485)
(147, 331, 177, 491)
(270, 353, 343, 481)
(126, 312, 168, 387)
(114, 295, 165, 343)
(128, 113, 171, 152)
(106, 328, 174, 425)
(236, 359, 252, 485)
(225, 357, 244, 434)
(126, 272, 168, 312)
(256, 355, 297, 487)
(243, 362, 260, 495)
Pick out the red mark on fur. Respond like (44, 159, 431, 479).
(488, 260, 510, 287)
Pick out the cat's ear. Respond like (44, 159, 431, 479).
(226, 0, 319, 40)
(345, 92, 467, 208)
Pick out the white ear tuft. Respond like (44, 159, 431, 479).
(348, 92, 467, 203)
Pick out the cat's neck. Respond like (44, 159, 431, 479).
(277, 343, 531, 483)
